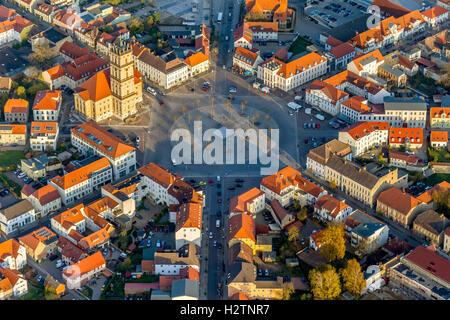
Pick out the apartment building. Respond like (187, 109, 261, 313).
(0, 239, 27, 270)
(71, 121, 136, 179)
(413, 210, 449, 247)
(0, 200, 36, 236)
(378, 63, 407, 86)
(3, 99, 28, 123)
(233, 23, 253, 49)
(306, 139, 352, 179)
(154, 244, 200, 275)
(314, 194, 353, 223)
(430, 131, 448, 148)
(421, 6, 448, 28)
(233, 46, 264, 75)
(305, 80, 349, 116)
(246, 21, 278, 41)
(384, 97, 427, 128)
(347, 49, 385, 82)
(377, 187, 427, 228)
(63, 251, 106, 289)
(389, 127, 424, 149)
(430, 107, 450, 129)
(183, 52, 209, 76)
(389, 150, 419, 168)
(229, 188, 265, 218)
(52, 8, 84, 33)
(136, 50, 189, 89)
(24, 184, 61, 218)
(345, 210, 389, 254)
(339, 96, 372, 123)
(0, 19, 20, 46)
(57, 236, 87, 266)
(0, 267, 28, 300)
(73, 40, 143, 122)
(29, 121, 59, 151)
(0, 124, 26, 146)
(34, 3, 58, 24)
(228, 213, 256, 254)
(327, 42, 356, 71)
(175, 203, 202, 250)
(49, 157, 112, 205)
(18, 227, 58, 261)
(257, 52, 327, 92)
(338, 121, 389, 156)
(245, 0, 293, 29)
(32, 90, 62, 121)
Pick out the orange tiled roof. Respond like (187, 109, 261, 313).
(11, 15, 32, 33)
(0, 5, 16, 20)
(274, 52, 327, 79)
(0, 268, 22, 293)
(229, 188, 264, 213)
(246, 21, 278, 33)
(78, 227, 110, 250)
(314, 194, 350, 219)
(341, 121, 389, 141)
(260, 166, 302, 195)
(340, 96, 371, 113)
(329, 42, 355, 59)
(234, 23, 252, 43)
(74, 69, 111, 102)
(63, 251, 105, 277)
(234, 46, 260, 66)
(32, 90, 62, 111)
(422, 6, 448, 19)
(31, 184, 60, 206)
(0, 239, 22, 261)
(351, 49, 384, 71)
(0, 19, 15, 35)
(389, 127, 423, 144)
(378, 187, 422, 215)
(0, 124, 26, 135)
(44, 65, 64, 80)
(430, 131, 448, 142)
(415, 182, 450, 204)
(3, 99, 28, 114)
(18, 227, 56, 252)
(30, 121, 58, 135)
(138, 163, 174, 188)
(228, 213, 255, 243)
(184, 51, 208, 67)
(306, 80, 349, 104)
(72, 121, 135, 159)
(53, 204, 85, 230)
(430, 107, 450, 119)
(175, 202, 202, 232)
(324, 70, 384, 95)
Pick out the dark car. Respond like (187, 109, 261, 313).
(48, 254, 58, 261)
(189, 179, 196, 183)
(235, 179, 244, 183)
(159, 101, 165, 106)
(217, 191, 222, 196)
(217, 243, 222, 249)
(228, 187, 235, 190)
(304, 138, 308, 144)
(236, 184, 242, 188)
(218, 198, 222, 203)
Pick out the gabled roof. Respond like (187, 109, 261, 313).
(329, 42, 355, 59)
(78, 227, 110, 250)
(183, 51, 208, 67)
(350, 49, 384, 71)
(421, 6, 448, 19)
(404, 246, 450, 285)
(0, 268, 23, 292)
(63, 251, 105, 277)
(74, 69, 111, 102)
(228, 242, 253, 265)
(3, 98, 28, 114)
(341, 121, 389, 141)
(325, 36, 343, 47)
(430, 130, 448, 142)
(260, 166, 302, 195)
(30, 184, 61, 206)
(389, 127, 423, 144)
(0, 239, 22, 261)
(430, 107, 450, 119)
(71, 121, 135, 159)
(340, 96, 371, 113)
(32, 90, 62, 111)
(233, 46, 260, 66)
(59, 41, 89, 60)
(57, 236, 85, 263)
(306, 80, 349, 104)
(18, 227, 57, 252)
(228, 213, 255, 243)
(314, 194, 350, 218)
(371, 0, 410, 18)
(234, 23, 252, 43)
(30, 121, 58, 135)
(377, 187, 422, 215)
(416, 181, 450, 204)
(175, 202, 202, 232)
(52, 204, 85, 230)
(229, 187, 264, 214)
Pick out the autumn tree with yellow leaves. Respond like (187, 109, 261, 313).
(309, 265, 341, 300)
(317, 223, 346, 262)
(340, 259, 366, 297)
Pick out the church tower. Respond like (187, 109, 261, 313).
(109, 39, 138, 120)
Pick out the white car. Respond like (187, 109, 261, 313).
(18, 173, 26, 178)
(56, 260, 63, 268)
(147, 87, 157, 95)
(209, 232, 213, 239)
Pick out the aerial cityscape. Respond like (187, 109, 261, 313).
(0, 0, 449, 302)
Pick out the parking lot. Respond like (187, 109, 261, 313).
(305, 0, 367, 28)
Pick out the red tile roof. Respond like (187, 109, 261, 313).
(405, 246, 450, 285)
(340, 96, 371, 113)
(0, 5, 16, 20)
(389, 127, 423, 145)
(0, 239, 22, 261)
(351, 49, 384, 71)
(341, 121, 389, 141)
(32, 90, 62, 111)
(389, 150, 418, 164)
(3, 99, 28, 114)
(325, 36, 343, 47)
(416, 181, 450, 204)
(30, 121, 58, 135)
(306, 80, 349, 104)
(371, 0, 410, 18)
(57, 236, 85, 264)
(31, 184, 60, 206)
(430, 130, 448, 142)
(430, 107, 450, 119)
(422, 6, 448, 19)
(378, 187, 422, 215)
(184, 51, 208, 67)
(229, 187, 264, 214)
(59, 41, 89, 60)
(233, 46, 260, 66)
(329, 42, 355, 59)
(228, 213, 255, 243)
(175, 202, 202, 232)
(314, 194, 350, 218)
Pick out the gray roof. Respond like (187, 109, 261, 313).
(151, 290, 171, 300)
(379, 63, 405, 78)
(348, 210, 386, 238)
(0, 200, 34, 221)
(414, 210, 449, 236)
(228, 261, 256, 283)
(21, 154, 49, 171)
(171, 279, 199, 298)
(383, 96, 427, 111)
(442, 95, 450, 108)
(326, 156, 379, 189)
(323, 14, 371, 42)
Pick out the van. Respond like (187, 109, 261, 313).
(216, 219, 220, 228)
(287, 102, 302, 110)
(146, 87, 157, 95)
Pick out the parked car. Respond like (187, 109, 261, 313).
(265, 269, 269, 276)
(209, 232, 213, 239)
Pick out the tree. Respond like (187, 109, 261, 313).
(340, 259, 366, 297)
(100, 25, 114, 33)
(377, 155, 385, 165)
(211, 47, 219, 56)
(152, 12, 160, 24)
(128, 17, 144, 35)
(288, 226, 300, 243)
(432, 187, 450, 216)
(297, 206, 308, 221)
(44, 285, 60, 300)
(16, 86, 26, 98)
(309, 265, 341, 300)
(318, 223, 346, 262)
(329, 180, 337, 189)
(29, 43, 54, 67)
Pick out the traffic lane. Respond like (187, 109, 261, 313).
(206, 180, 221, 299)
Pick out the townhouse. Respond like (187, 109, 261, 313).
(29, 121, 59, 151)
(78, 227, 111, 251)
(245, 0, 293, 29)
(314, 194, 353, 223)
(49, 157, 112, 205)
(430, 131, 448, 149)
(306, 139, 352, 179)
(42, 53, 109, 89)
(388, 246, 450, 300)
(228, 213, 256, 254)
(413, 210, 449, 247)
(57, 236, 86, 266)
(339, 96, 372, 123)
(389, 127, 424, 149)
(384, 97, 427, 128)
(171, 278, 200, 300)
(23, 184, 61, 218)
(233, 46, 264, 75)
(32, 90, 62, 121)
(233, 23, 252, 49)
(345, 210, 389, 254)
(260, 166, 327, 207)
(183, 52, 210, 76)
(326, 42, 356, 71)
(430, 107, 450, 129)
(257, 52, 328, 92)
(71, 121, 136, 180)
(136, 50, 189, 90)
(229, 188, 265, 218)
(0, 200, 36, 237)
(3, 99, 28, 123)
(0, 239, 27, 270)
(338, 121, 389, 157)
(51, 204, 86, 242)
(18, 227, 58, 261)
(63, 251, 106, 289)
(347, 50, 385, 85)
(154, 244, 200, 275)
(158, 267, 199, 292)
(34, 3, 58, 24)
(377, 187, 427, 228)
(421, 6, 448, 28)
(0, 124, 26, 146)
(389, 150, 419, 168)
(175, 203, 202, 250)
(0, 267, 28, 300)
(246, 21, 278, 41)
(305, 80, 349, 116)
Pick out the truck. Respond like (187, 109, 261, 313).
(217, 12, 223, 23)
(315, 114, 325, 121)
(287, 101, 302, 110)
(216, 219, 221, 228)
(305, 108, 311, 115)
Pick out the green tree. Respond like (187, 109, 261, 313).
(309, 265, 341, 300)
(297, 206, 308, 221)
(16, 86, 26, 98)
(288, 226, 300, 243)
(340, 259, 366, 297)
(318, 223, 346, 262)
(44, 285, 60, 300)
(378, 155, 385, 165)
(329, 180, 337, 189)
(152, 12, 160, 24)
(100, 25, 114, 33)
(128, 17, 144, 35)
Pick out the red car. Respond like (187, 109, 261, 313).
(218, 198, 222, 203)
(316, 123, 320, 128)
(209, 179, 213, 184)
(202, 87, 209, 92)
(159, 101, 164, 106)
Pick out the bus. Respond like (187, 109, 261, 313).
(217, 12, 223, 23)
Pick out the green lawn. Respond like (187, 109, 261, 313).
(21, 284, 45, 300)
(0, 150, 24, 168)
(425, 173, 450, 186)
(288, 36, 312, 56)
(126, 274, 159, 283)
(0, 173, 22, 196)
(429, 148, 450, 163)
